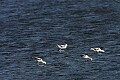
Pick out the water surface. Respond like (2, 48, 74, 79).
(0, 0, 120, 80)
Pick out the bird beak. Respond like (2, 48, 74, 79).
(42, 61, 46, 64)
(90, 48, 93, 50)
(89, 58, 92, 61)
(102, 50, 105, 52)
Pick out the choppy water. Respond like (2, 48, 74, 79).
(0, 0, 120, 80)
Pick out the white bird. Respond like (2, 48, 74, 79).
(80, 54, 92, 61)
(57, 44, 68, 50)
(90, 48, 105, 53)
(32, 57, 46, 64)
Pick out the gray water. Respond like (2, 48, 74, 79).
(0, 0, 120, 80)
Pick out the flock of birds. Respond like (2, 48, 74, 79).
(32, 43, 105, 65)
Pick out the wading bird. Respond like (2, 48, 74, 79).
(32, 56, 46, 65)
(80, 54, 92, 61)
(57, 43, 68, 52)
(90, 48, 105, 53)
